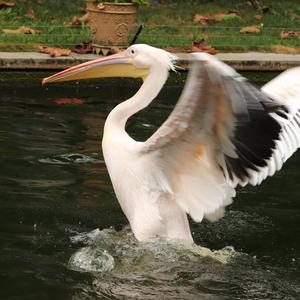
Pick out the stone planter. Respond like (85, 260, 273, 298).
(86, 1, 137, 52)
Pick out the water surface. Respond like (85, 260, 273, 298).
(0, 72, 299, 299)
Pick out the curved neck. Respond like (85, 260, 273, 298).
(106, 65, 169, 132)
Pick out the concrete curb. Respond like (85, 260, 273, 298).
(0, 51, 299, 71)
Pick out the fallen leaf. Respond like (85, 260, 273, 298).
(213, 12, 241, 22)
(38, 45, 71, 57)
(261, 6, 270, 13)
(193, 14, 209, 25)
(280, 30, 300, 39)
(0, 2, 15, 9)
(71, 13, 89, 26)
(50, 16, 56, 24)
(97, 3, 105, 10)
(79, 13, 90, 24)
(71, 16, 81, 26)
(271, 45, 300, 54)
(254, 15, 263, 20)
(247, 0, 261, 10)
(240, 24, 263, 33)
(194, 11, 240, 25)
(53, 98, 85, 105)
(190, 38, 218, 55)
(26, 8, 36, 20)
(3, 26, 40, 34)
(228, 9, 241, 15)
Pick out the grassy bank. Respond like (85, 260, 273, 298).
(0, 0, 90, 51)
(138, 0, 300, 52)
(0, 0, 299, 52)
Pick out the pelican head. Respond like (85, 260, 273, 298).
(42, 44, 177, 85)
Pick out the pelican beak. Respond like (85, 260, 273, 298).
(42, 52, 149, 85)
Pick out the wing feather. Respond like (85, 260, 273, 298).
(142, 54, 300, 222)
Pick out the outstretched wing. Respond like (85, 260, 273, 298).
(141, 53, 300, 221)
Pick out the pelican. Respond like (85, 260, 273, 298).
(43, 44, 300, 243)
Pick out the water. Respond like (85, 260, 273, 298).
(0, 72, 299, 299)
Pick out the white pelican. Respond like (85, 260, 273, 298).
(43, 45, 300, 243)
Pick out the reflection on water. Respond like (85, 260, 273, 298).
(0, 73, 299, 299)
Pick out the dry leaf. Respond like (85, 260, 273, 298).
(240, 24, 263, 33)
(0, 2, 15, 9)
(80, 13, 90, 24)
(50, 16, 56, 24)
(213, 12, 240, 22)
(71, 16, 81, 26)
(71, 13, 89, 26)
(254, 15, 263, 20)
(193, 14, 209, 25)
(39, 46, 71, 57)
(194, 11, 240, 25)
(271, 45, 300, 54)
(53, 98, 85, 105)
(280, 30, 300, 39)
(97, 3, 105, 10)
(228, 9, 241, 15)
(247, 0, 261, 10)
(26, 8, 36, 20)
(261, 6, 270, 13)
(190, 38, 218, 55)
(3, 26, 40, 35)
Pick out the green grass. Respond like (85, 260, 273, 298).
(0, 0, 90, 51)
(0, 0, 299, 52)
(137, 0, 300, 52)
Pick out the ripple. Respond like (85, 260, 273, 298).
(39, 153, 104, 165)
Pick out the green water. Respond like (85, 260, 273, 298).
(0, 72, 299, 299)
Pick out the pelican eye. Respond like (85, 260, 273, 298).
(128, 47, 138, 57)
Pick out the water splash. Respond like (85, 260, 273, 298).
(69, 247, 115, 273)
(68, 227, 238, 275)
(69, 227, 300, 299)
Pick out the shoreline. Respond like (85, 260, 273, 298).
(0, 52, 299, 72)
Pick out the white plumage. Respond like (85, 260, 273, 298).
(43, 45, 300, 243)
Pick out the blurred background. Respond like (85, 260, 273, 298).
(0, 0, 299, 53)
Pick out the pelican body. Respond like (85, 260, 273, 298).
(43, 45, 300, 243)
